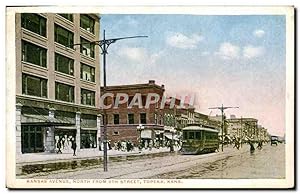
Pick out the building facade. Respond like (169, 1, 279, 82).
(15, 13, 101, 156)
(209, 114, 228, 137)
(175, 106, 195, 129)
(194, 111, 221, 130)
(226, 117, 259, 140)
(257, 125, 269, 142)
(100, 80, 165, 145)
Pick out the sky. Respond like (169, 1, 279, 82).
(100, 14, 286, 137)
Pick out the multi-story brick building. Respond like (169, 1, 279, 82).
(100, 80, 165, 145)
(175, 106, 195, 129)
(15, 13, 101, 156)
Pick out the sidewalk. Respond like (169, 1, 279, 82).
(16, 147, 180, 165)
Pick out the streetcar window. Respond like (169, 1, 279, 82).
(183, 131, 187, 139)
(206, 133, 210, 139)
(206, 132, 211, 139)
(188, 131, 195, 139)
(195, 132, 201, 139)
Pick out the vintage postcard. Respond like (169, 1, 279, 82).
(6, 5, 294, 189)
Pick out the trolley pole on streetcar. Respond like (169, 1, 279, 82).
(69, 30, 147, 171)
(209, 104, 239, 152)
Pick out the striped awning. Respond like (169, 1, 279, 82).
(21, 114, 74, 126)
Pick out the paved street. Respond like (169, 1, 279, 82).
(18, 143, 285, 179)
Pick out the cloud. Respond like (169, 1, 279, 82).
(243, 45, 265, 59)
(201, 51, 210, 56)
(215, 42, 265, 60)
(253, 29, 265, 38)
(166, 32, 204, 49)
(117, 46, 163, 65)
(215, 42, 240, 60)
(119, 47, 147, 62)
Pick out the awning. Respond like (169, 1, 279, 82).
(55, 126, 77, 130)
(21, 114, 74, 126)
(81, 127, 97, 130)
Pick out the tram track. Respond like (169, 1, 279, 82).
(22, 147, 248, 179)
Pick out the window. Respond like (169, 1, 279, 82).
(140, 113, 146, 124)
(81, 63, 95, 82)
(22, 41, 47, 67)
(81, 114, 97, 128)
(113, 114, 119, 124)
(113, 131, 120, 136)
(21, 13, 46, 37)
(54, 24, 74, 48)
(183, 131, 187, 140)
(55, 53, 74, 75)
(81, 89, 95, 106)
(188, 131, 195, 139)
(195, 131, 201, 139)
(22, 74, 47, 98)
(80, 38, 95, 58)
(80, 130, 97, 149)
(80, 14, 95, 34)
(58, 14, 73, 22)
(55, 82, 74, 103)
(128, 114, 134, 124)
(21, 126, 44, 153)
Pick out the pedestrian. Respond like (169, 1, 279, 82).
(108, 140, 112, 150)
(233, 139, 240, 150)
(117, 141, 122, 151)
(249, 141, 255, 153)
(71, 138, 77, 156)
(149, 140, 153, 151)
(126, 141, 130, 152)
(169, 140, 174, 152)
(257, 141, 263, 150)
(57, 139, 62, 154)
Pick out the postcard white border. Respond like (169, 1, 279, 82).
(6, 5, 294, 189)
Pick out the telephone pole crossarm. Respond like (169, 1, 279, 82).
(208, 105, 239, 152)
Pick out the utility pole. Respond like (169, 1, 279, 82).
(240, 116, 243, 148)
(240, 117, 243, 139)
(209, 104, 239, 152)
(70, 30, 147, 172)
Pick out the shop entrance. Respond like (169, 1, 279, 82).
(54, 129, 76, 152)
(21, 125, 44, 153)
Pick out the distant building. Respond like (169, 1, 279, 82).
(225, 117, 259, 140)
(15, 13, 101, 156)
(257, 125, 269, 142)
(230, 114, 236, 119)
(209, 114, 228, 137)
(194, 112, 221, 130)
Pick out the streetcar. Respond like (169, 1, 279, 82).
(181, 125, 219, 155)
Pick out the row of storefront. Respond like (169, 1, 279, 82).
(16, 96, 101, 156)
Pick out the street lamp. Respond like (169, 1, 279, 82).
(137, 124, 144, 150)
(70, 30, 147, 172)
